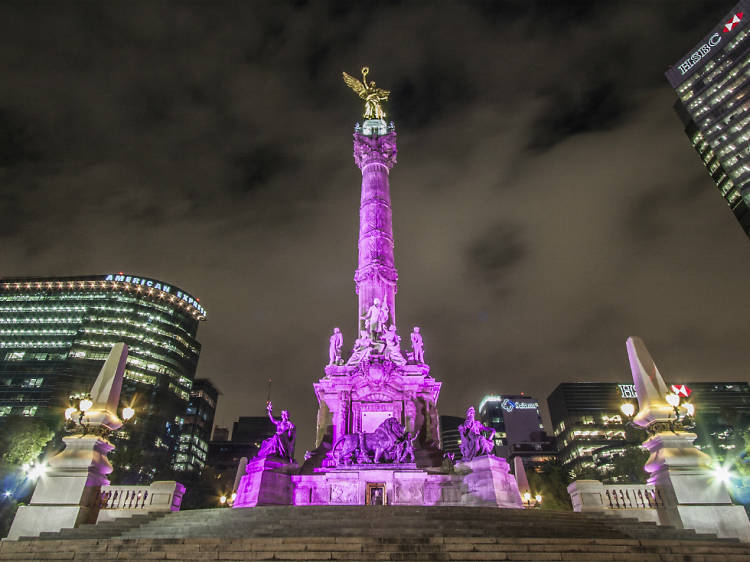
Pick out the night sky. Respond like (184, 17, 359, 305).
(1, 1, 748, 456)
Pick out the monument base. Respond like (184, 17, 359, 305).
(6, 435, 113, 539)
(7, 505, 95, 540)
(454, 455, 524, 508)
(233, 456, 299, 508)
(233, 455, 523, 508)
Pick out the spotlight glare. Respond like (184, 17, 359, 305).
(713, 465, 733, 484)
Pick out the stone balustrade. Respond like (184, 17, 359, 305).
(96, 481, 185, 522)
(567, 480, 662, 523)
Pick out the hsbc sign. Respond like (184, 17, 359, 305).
(666, 1, 750, 88)
(676, 33, 722, 76)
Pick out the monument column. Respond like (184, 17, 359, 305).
(353, 125, 398, 333)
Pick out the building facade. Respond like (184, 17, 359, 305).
(548, 381, 750, 481)
(439, 415, 463, 459)
(205, 416, 276, 488)
(666, 0, 750, 237)
(478, 394, 556, 471)
(174, 378, 219, 473)
(0, 274, 206, 482)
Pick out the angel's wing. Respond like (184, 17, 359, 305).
(343, 72, 367, 99)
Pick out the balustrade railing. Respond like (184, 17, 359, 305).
(567, 479, 664, 516)
(97, 481, 185, 514)
(603, 484, 664, 509)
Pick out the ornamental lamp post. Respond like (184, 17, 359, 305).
(7, 342, 131, 539)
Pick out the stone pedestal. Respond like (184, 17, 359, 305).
(233, 457, 299, 508)
(567, 480, 608, 513)
(7, 435, 114, 539)
(454, 455, 523, 508)
(645, 430, 750, 542)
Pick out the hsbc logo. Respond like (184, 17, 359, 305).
(670, 384, 692, 398)
(725, 12, 744, 32)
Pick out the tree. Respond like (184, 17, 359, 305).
(527, 459, 573, 511)
(0, 416, 54, 466)
(610, 446, 649, 484)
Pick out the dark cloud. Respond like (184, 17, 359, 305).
(468, 223, 526, 279)
(0, 0, 748, 453)
(528, 80, 630, 150)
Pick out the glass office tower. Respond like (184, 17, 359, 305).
(0, 274, 206, 482)
(667, 0, 750, 237)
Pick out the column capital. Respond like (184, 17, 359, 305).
(353, 131, 397, 171)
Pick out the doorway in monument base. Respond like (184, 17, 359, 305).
(366, 482, 386, 505)
(361, 410, 394, 433)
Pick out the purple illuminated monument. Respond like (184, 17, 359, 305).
(234, 68, 522, 508)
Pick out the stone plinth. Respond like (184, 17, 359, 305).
(645, 430, 750, 542)
(293, 464, 432, 506)
(233, 457, 299, 508)
(455, 455, 523, 508)
(625, 336, 750, 542)
(567, 480, 608, 513)
(288, 456, 523, 508)
(7, 435, 115, 539)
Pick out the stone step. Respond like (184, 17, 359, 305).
(5, 505, 740, 550)
(4, 536, 750, 561)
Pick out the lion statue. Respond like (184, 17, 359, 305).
(333, 417, 405, 465)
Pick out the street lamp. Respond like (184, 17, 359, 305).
(65, 394, 136, 435)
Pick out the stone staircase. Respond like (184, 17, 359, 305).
(2, 506, 750, 561)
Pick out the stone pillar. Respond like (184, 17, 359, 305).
(626, 336, 750, 542)
(567, 480, 607, 513)
(8, 435, 114, 539)
(644, 430, 750, 541)
(353, 125, 398, 332)
(7, 342, 128, 540)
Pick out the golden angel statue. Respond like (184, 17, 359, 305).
(342, 67, 390, 120)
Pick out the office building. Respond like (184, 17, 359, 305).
(478, 394, 556, 471)
(0, 274, 206, 482)
(206, 416, 276, 479)
(174, 378, 219, 473)
(439, 415, 463, 458)
(666, 0, 750, 237)
(548, 381, 750, 481)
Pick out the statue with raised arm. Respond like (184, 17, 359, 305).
(361, 297, 383, 340)
(411, 326, 424, 364)
(458, 406, 495, 461)
(328, 327, 343, 365)
(342, 67, 390, 120)
(347, 330, 373, 365)
(383, 325, 407, 366)
(257, 402, 296, 463)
